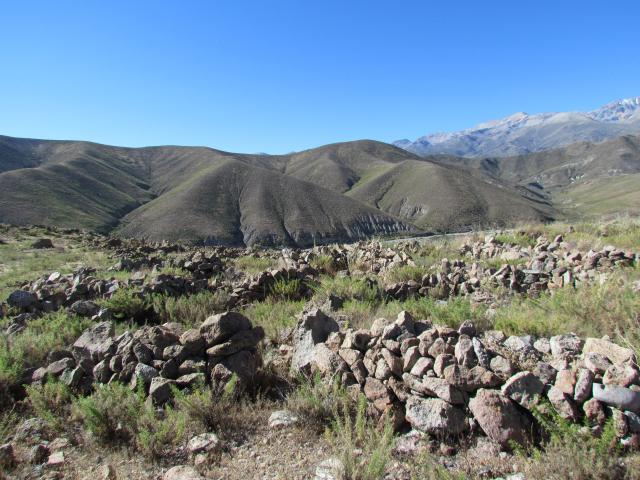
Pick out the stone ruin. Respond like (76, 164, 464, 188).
(287, 308, 640, 449)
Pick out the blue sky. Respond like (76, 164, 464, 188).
(1, 1, 639, 153)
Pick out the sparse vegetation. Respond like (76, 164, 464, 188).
(73, 382, 145, 443)
(325, 395, 395, 480)
(287, 374, 356, 430)
(99, 288, 153, 322)
(152, 290, 231, 327)
(244, 299, 304, 340)
(0, 311, 91, 405)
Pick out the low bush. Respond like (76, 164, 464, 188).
(234, 256, 278, 276)
(325, 395, 395, 480)
(100, 288, 153, 322)
(152, 290, 231, 327)
(73, 383, 144, 443)
(313, 275, 381, 304)
(268, 278, 302, 301)
(287, 374, 356, 430)
(0, 311, 91, 407)
(243, 299, 304, 341)
(518, 407, 640, 480)
(136, 404, 189, 459)
(25, 380, 75, 432)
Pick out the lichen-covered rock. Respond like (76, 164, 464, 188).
(469, 389, 534, 448)
(405, 395, 467, 435)
(290, 309, 339, 374)
(200, 311, 252, 346)
(501, 371, 544, 409)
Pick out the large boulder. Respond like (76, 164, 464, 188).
(72, 322, 115, 364)
(290, 308, 339, 374)
(582, 338, 635, 365)
(405, 396, 467, 435)
(200, 311, 252, 346)
(468, 389, 534, 448)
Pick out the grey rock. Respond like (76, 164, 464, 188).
(469, 389, 534, 448)
(268, 410, 299, 429)
(501, 371, 544, 409)
(290, 308, 339, 373)
(7, 290, 38, 309)
(148, 377, 176, 405)
(200, 311, 252, 346)
(592, 383, 640, 413)
(405, 395, 467, 435)
(187, 432, 219, 454)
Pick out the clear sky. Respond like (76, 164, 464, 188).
(1, 0, 639, 154)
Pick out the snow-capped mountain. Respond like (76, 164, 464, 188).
(395, 97, 640, 158)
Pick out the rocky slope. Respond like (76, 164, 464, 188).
(0, 136, 554, 246)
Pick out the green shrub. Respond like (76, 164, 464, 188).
(520, 407, 634, 480)
(385, 265, 427, 284)
(100, 288, 152, 322)
(0, 311, 91, 407)
(493, 267, 640, 356)
(243, 299, 304, 341)
(313, 276, 381, 304)
(287, 374, 356, 430)
(73, 383, 144, 443)
(234, 256, 278, 276)
(269, 278, 302, 301)
(326, 395, 395, 480)
(310, 255, 337, 274)
(136, 405, 189, 459)
(495, 231, 537, 248)
(26, 380, 75, 431)
(0, 409, 19, 444)
(152, 290, 231, 327)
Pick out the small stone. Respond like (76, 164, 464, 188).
(555, 369, 576, 396)
(490, 356, 514, 377)
(268, 410, 299, 429)
(550, 334, 583, 358)
(584, 352, 612, 376)
(603, 363, 640, 388)
(410, 357, 433, 377)
(547, 386, 579, 421)
(163, 465, 204, 480)
(47, 451, 64, 467)
(583, 398, 607, 425)
(574, 369, 594, 403)
(583, 338, 635, 365)
(187, 433, 220, 455)
(469, 389, 534, 448)
(315, 458, 345, 480)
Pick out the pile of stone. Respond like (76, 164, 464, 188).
(32, 312, 264, 404)
(291, 308, 640, 449)
(227, 266, 314, 307)
(383, 234, 637, 301)
(5, 267, 118, 315)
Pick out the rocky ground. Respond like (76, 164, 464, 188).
(1, 220, 640, 479)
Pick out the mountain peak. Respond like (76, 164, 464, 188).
(396, 96, 640, 158)
(588, 97, 640, 123)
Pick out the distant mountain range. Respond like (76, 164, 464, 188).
(0, 136, 554, 247)
(395, 97, 640, 158)
(2, 97, 639, 246)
